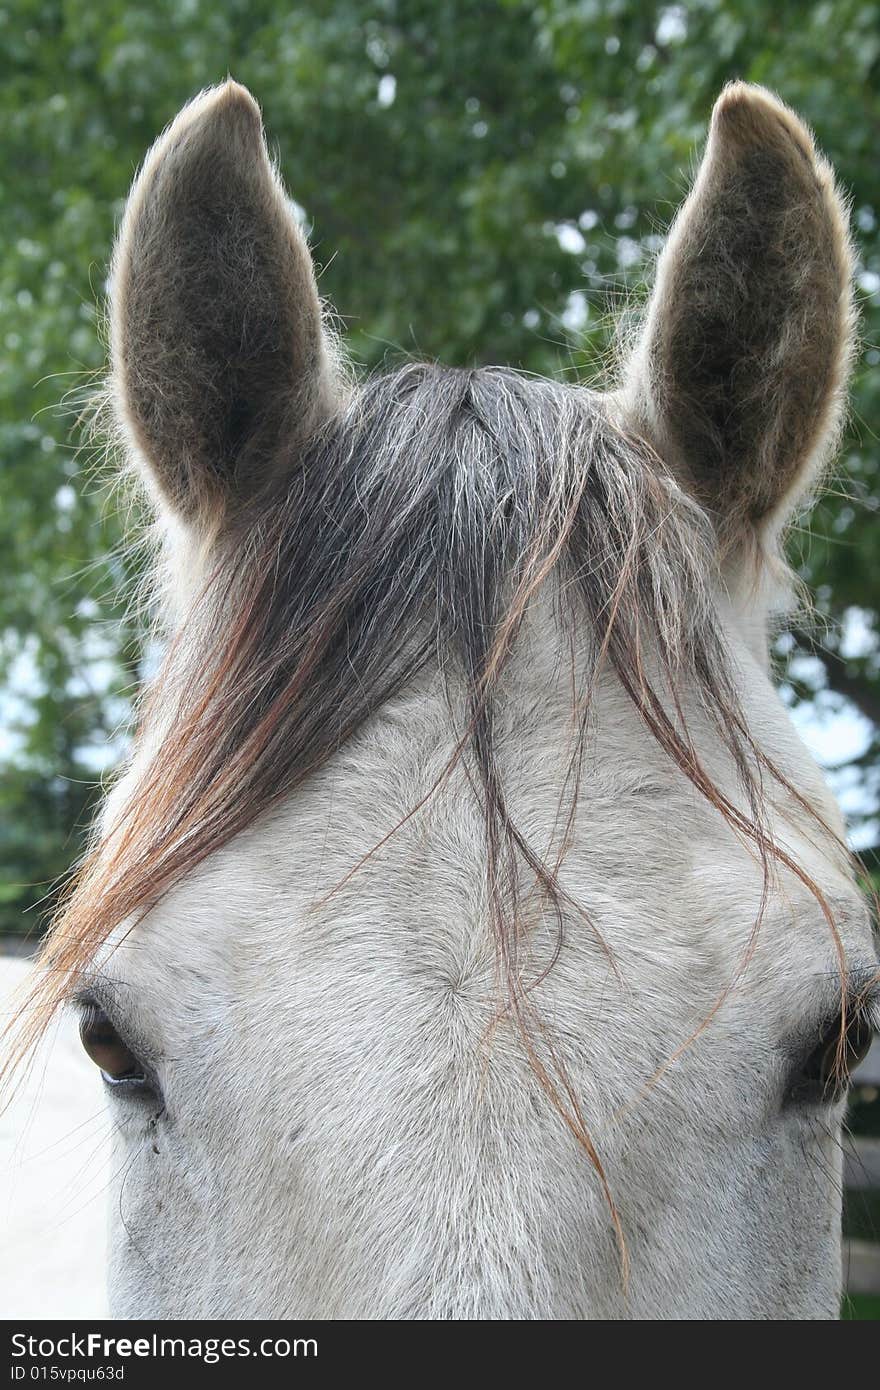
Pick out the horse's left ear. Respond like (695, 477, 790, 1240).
(109, 81, 337, 529)
(622, 82, 856, 554)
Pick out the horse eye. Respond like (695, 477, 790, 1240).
(79, 1003, 147, 1086)
(789, 1009, 875, 1107)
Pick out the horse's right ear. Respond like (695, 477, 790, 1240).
(110, 82, 336, 528)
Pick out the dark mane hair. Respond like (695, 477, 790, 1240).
(7, 361, 848, 1258)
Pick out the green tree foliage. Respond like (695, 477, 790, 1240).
(2, 0, 879, 935)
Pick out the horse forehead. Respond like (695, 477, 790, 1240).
(102, 608, 854, 1019)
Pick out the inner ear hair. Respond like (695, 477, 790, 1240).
(624, 82, 856, 554)
(110, 81, 337, 529)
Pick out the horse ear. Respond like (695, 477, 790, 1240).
(110, 81, 336, 527)
(622, 83, 856, 554)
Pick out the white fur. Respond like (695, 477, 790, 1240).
(93, 584, 875, 1319)
(80, 79, 876, 1322)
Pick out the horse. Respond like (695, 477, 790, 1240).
(18, 79, 880, 1319)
